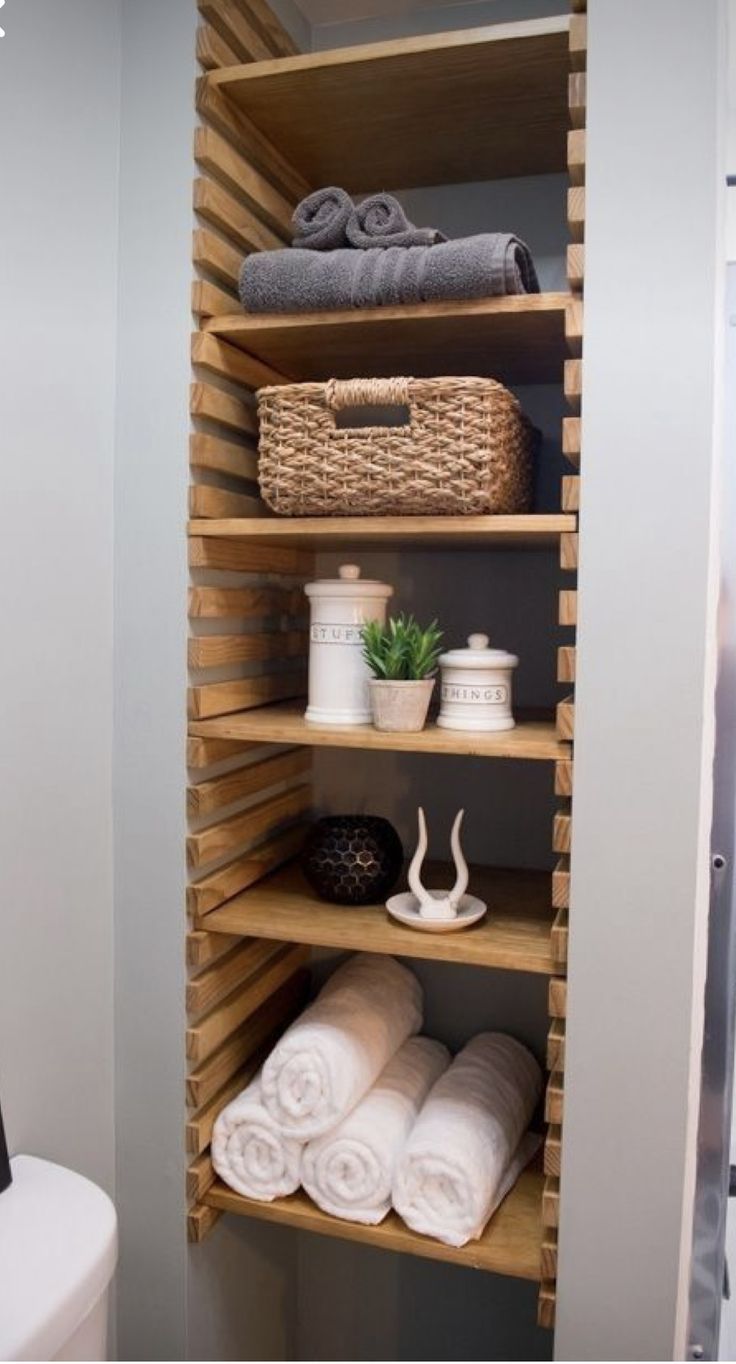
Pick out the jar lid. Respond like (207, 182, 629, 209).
(439, 633, 519, 669)
(305, 563, 394, 599)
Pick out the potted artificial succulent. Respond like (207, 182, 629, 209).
(361, 614, 443, 733)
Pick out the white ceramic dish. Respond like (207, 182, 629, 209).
(385, 891, 488, 933)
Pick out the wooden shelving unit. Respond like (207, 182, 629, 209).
(200, 1164, 545, 1279)
(188, 701, 569, 760)
(204, 294, 571, 384)
(195, 863, 562, 975)
(186, 0, 585, 1333)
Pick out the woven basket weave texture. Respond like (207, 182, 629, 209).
(256, 376, 534, 517)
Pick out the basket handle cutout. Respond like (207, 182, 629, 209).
(325, 377, 411, 409)
(334, 404, 410, 430)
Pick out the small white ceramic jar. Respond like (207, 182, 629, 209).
(304, 564, 393, 725)
(437, 633, 518, 732)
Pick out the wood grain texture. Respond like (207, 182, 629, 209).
(544, 1124, 562, 1177)
(547, 1017, 566, 1070)
(567, 243, 584, 292)
(190, 382, 258, 438)
(541, 1227, 558, 1279)
(196, 78, 310, 205)
(232, 0, 300, 57)
(194, 176, 283, 255)
(538, 1281, 556, 1329)
(187, 1202, 221, 1242)
(188, 534, 310, 574)
(205, 294, 571, 386)
(207, 20, 570, 190)
(189, 485, 265, 520)
(565, 297, 583, 354)
(556, 695, 575, 741)
(567, 127, 585, 184)
(569, 11, 587, 68)
(188, 632, 307, 669)
(197, 21, 241, 70)
(552, 859, 570, 911)
(188, 781, 311, 868)
(545, 1068, 564, 1124)
(187, 929, 242, 969)
(554, 757, 573, 796)
(199, 862, 559, 974)
(569, 71, 586, 128)
(187, 936, 284, 1016)
(186, 944, 309, 1062)
(187, 1151, 216, 1204)
(186, 970, 308, 1108)
(193, 278, 242, 320)
(189, 701, 570, 761)
(564, 357, 582, 407)
(204, 1163, 545, 1279)
(542, 1176, 560, 1228)
(549, 977, 568, 1019)
(189, 431, 259, 483)
(559, 590, 578, 626)
(188, 806, 310, 914)
(186, 1051, 266, 1154)
(553, 809, 571, 855)
(567, 186, 585, 243)
(187, 513, 575, 548)
(193, 228, 243, 295)
(188, 748, 311, 818)
(188, 584, 303, 619)
(199, 0, 273, 62)
(562, 417, 581, 469)
(557, 646, 576, 685)
(188, 735, 258, 768)
(195, 125, 293, 239)
(551, 905, 569, 963)
(561, 474, 580, 512)
(192, 329, 289, 389)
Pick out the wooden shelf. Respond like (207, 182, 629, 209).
(204, 1162, 544, 1280)
(205, 294, 570, 385)
(207, 19, 570, 190)
(188, 514, 577, 548)
(197, 862, 559, 975)
(188, 702, 569, 760)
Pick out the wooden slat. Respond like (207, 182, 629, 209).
(559, 590, 578, 626)
(187, 1151, 216, 1203)
(192, 330, 289, 390)
(565, 297, 583, 354)
(569, 11, 587, 68)
(562, 474, 580, 513)
(188, 584, 302, 619)
(567, 243, 584, 292)
(545, 1068, 564, 1124)
(560, 526, 579, 568)
(187, 929, 243, 969)
(542, 1176, 560, 1228)
(188, 748, 311, 818)
(562, 417, 581, 469)
(557, 646, 576, 685)
(188, 780, 310, 869)
(187, 936, 283, 1016)
(553, 809, 571, 855)
(189, 672, 307, 721)
(549, 977, 568, 1019)
(196, 78, 310, 206)
(194, 176, 284, 255)
(552, 859, 570, 911)
(188, 807, 310, 915)
(195, 126, 293, 239)
(190, 432, 259, 483)
(231, 0, 300, 57)
(199, 0, 273, 62)
(187, 513, 574, 548)
(567, 127, 585, 184)
(189, 534, 310, 574)
(188, 1202, 221, 1242)
(193, 279, 242, 319)
(544, 1125, 562, 1177)
(189, 485, 264, 520)
(186, 944, 309, 1063)
(188, 735, 258, 768)
(554, 756, 573, 796)
(541, 1227, 559, 1279)
(569, 71, 586, 128)
(547, 1017, 566, 1070)
(193, 228, 243, 295)
(186, 970, 309, 1109)
(191, 382, 257, 438)
(538, 1281, 556, 1329)
(188, 631, 307, 669)
(551, 905, 569, 964)
(197, 21, 241, 70)
(564, 356, 582, 407)
(568, 186, 585, 243)
(557, 695, 575, 741)
(186, 1052, 265, 1154)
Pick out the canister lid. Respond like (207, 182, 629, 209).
(439, 633, 519, 669)
(305, 563, 394, 599)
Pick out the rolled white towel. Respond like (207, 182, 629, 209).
(302, 1036, 450, 1225)
(261, 953, 423, 1140)
(392, 1032, 542, 1247)
(211, 1072, 302, 1202)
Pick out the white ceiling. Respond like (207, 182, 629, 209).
(295, 0, 492, 26)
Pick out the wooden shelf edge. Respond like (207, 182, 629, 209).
(204, 293, 572, 338)
(187, 514, 577, 546)
(203, 1164, 544, 1280)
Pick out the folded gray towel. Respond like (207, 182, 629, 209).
(346, 193, 447, 249)
(240, 234, 540, 313)
(292, 186, 353, 250)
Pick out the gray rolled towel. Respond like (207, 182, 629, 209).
(292, 186, 353, 250)
(346, 193, 447, 249)
(240, 234, 540, 313)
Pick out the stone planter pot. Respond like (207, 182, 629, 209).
(369, 678, 435, 733)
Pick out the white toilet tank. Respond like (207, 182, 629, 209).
(0, 1155, 117, 1361)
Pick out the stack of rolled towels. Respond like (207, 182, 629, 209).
(212, 952, 542, 1246)
(239, 185, 540, 315)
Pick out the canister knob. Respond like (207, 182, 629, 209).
(339, 564, 361, 581)
(468, 633, 490, 650)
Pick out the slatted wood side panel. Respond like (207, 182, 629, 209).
(540, 6, 586, 1325)
(188, 0, 312, 1241)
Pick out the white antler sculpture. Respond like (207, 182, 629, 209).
(407, 807, 469, 921)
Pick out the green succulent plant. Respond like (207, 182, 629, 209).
(361, 614, 443, 681)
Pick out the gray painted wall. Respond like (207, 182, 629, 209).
(0, 0, 118, 1195)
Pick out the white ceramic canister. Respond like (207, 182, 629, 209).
(304, 564, 393, 725)
(437, 633, 518, 732)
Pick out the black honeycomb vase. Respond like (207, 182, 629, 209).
(301, 815, 404, 906)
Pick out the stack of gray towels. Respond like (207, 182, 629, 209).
(239, 186, 540, 314)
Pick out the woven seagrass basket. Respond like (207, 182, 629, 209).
(256, 376, 535, 517)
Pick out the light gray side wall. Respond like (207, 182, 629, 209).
(0, 0, 119, 1196)
(555, 2, 726, 1359)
